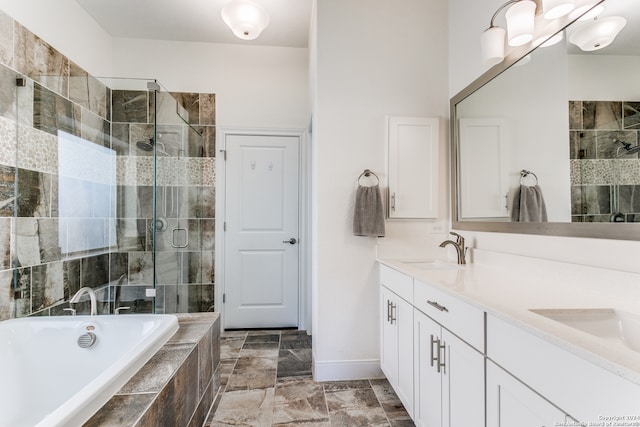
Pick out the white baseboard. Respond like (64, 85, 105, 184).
(313, 359, 384, 381)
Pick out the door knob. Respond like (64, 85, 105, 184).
(283, 238, 297, 244)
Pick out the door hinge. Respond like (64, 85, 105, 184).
(219, 149, 226, 161)
(223, 293, 226, 303)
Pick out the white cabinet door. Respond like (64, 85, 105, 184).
(487, 361, 567, 427)
(381, 285, 414, 416)
(387, 116, 439, 219)
(442, 329, 484, 427)
(414, 310, 443, 427)
(381, 286, 399, 387)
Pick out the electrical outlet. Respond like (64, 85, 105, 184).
(428, 222, 445, 234)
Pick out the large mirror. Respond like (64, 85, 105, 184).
(451, 0, 640, 240)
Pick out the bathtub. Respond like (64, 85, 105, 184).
(0, 314, 179, 427)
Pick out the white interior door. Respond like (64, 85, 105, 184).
(224, 133, 300, 329)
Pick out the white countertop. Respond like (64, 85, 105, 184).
(378, 249, 640, 385)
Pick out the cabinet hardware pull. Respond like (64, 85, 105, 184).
(386, 300, 391, 322)
(437, 340, 446, 373)
(430, 335, 439, 367)
(390, 303, 397, 324)
(427, 300, 449, 312)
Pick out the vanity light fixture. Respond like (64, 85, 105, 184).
(569, 16, 626, 51)
(221, 0, 270, 41)
(481, 0, 537, 66)
(541, 0, 575, 20)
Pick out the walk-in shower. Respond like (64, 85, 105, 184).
(0, 65, 215, 318)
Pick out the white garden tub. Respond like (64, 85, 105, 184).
(0, 314, 178, 427)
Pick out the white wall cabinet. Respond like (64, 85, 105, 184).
(387, 116, 439, 219)
(486, 360, 569, 427)
(414, 310, 485, 427)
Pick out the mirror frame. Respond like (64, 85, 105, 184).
(449, 0, 640, 241)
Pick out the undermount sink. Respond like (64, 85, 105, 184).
(400, 260, 463, 270)
(530, 308, 640, 353)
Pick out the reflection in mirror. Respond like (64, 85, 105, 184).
(451, 0, 640, 240)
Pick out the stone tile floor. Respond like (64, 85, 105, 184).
(205, 329, 414, 427)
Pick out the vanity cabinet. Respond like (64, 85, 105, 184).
(486, 360, 569, 427)
(380, 266, 414, 416)
(387, 116, 439, 219)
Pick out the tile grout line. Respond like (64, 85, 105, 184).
(368, 378, 394, 427)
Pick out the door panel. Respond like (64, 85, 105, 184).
(224, 134, 299, 328)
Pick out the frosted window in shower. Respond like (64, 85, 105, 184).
(57, 131, 117, 255)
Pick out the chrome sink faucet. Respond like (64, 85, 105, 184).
(69, 287, 98, 316)
(439, 232, 467, 265)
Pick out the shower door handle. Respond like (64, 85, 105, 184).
(171, 227, 189, 248)
(282, 238, 297, 245)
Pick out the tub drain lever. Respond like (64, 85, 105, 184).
(77, 332, 97, 349)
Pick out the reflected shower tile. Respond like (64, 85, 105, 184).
(17, 126, 58, 175)
(0, 11, 13, 67)
(14, 23, 69, 96)
(0, 269, 12, 320)
(582, 185, 611, 215)
(116, 219, 145, 251)
(16, 168, 50, 217)
(37, 218, 61, 263)
(112, 90, 148, 123)
(187, 126, 204, 157)
(576, 131, 596, 159)
(111, 123, 130, 155)
(157, 124, 184, 156)
(63, 258, 80, 299)
(596, 130, 637, 159)
(15, 218, 41, 266)
(623, 102, 640, 129)
(571, 186, 583, 215)
(169, 92, 199, 124)
(583, 101, 622, 130)
(31, 261, 64, 311)
(615, 159, 640, 185)
(155, 250, 183, 285)
(155, 92, 182, 125)
(130, 123, 154, 156)
(14, 266, 31, 316)
(202, 158, 215, 187)
(81, 254, 109, 288)
(0, 64, 17, 121)
(110, 252, 128, 283)
(0, 218, 10, 270)
(199, 93, 216, 125)
(201, 251, 214, 285)
(617, 185, 640, 214)
(568, 100, 582, 130)
(594, 160, 613, 185)
(201, 219, 215, 251)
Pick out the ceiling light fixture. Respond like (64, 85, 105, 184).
(221, 0, 270, 41)
(541, 0, 575, 20)
(569, 16, 626, 51)
(568, 0, 604, 21)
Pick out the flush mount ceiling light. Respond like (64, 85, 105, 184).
(569, 16, 626, 51)
(481, 0, 536, 65)
(221, 0, 270, 41)
(541, 0, 575, 20)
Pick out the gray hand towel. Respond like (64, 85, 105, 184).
(511, 184, 548, 222)
(353, 184, 385, 237)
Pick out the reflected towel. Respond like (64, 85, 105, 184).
(353, 184, 385, 237)
(510, 185, 548, 222)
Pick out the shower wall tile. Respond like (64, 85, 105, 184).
(186, 252, 202, 284)
(63, 258, 81, 300)
(0, 63, 17, 121)
(31, 261, 64, 311)
(199, 94, 216, 125)
(155, 92, 182, 125)
(128, 251, 153, 286)
(623, 102, 640, 129)
(15, 217, 41, 266)
(617, 185, 640, 213)
(203, 158, 215, 186)
(81, 253, 109, 289)
(616, 159, 640, 185)
(0, 269, 12, 320)
(189, 125, 216, 158)
(16, 168, 49, 217)
(202, 186, 215, 218)
(569, 130, 595, 160)
(157, 124, 185, 156)
(14, 266, 32, 316)
(116, 219, 146, 251)
(189, 284, 214, 313)
(201, 219, 215, 251)
(111, 122, 130, 155)
(0, 11, 14, 68)
(568, 101, 582, 130)
(130, 123, 154, 156)
(596, 130, 637, 159)
(37, 218, 61, 263)
(0, 165, 15, 217)
(110, 252, 128, 283)
(69, 61, 108, 119)
(0, 217, 11, 270)
(81, 109, 110, 148)
(0, 116, 17, 168)
(33, 83, 80, 137)
(17, 125, 58, 175)
(201, 251, 214, 285)
(14, 23, 69, 97)
(112, 90, 148, 124)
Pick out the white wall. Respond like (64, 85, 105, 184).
(312, 0, 449, 380)
(0, 0, 113, 76)
(568, 54, 640, 101)
(112, 38, 310, 129)
(449, 0, 640, 275)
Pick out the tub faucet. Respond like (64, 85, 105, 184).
(70, 287, 97, 316)
(439, 232, 467, 265)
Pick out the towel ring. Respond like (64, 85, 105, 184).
(358, 169, 379, 185)
(520, 169, 538, 185)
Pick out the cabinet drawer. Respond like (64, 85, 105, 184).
(380, 265, 413, 302)
(414, 279, 484, 351)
